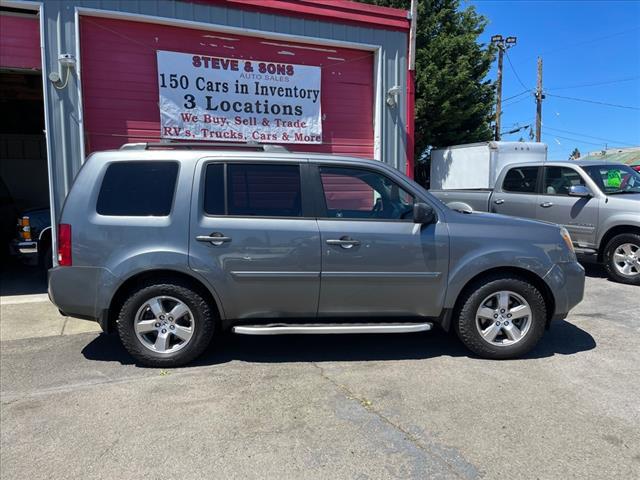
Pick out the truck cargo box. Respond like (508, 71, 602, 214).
(430, 141, 547, 190)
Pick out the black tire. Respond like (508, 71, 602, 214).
(41, 245, 53, 272)
(603, 233, 640, 286)
(117, 278, 215, 367)
(455, 275, 547, 360)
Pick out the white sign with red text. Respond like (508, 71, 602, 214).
(157, 50, 322, 144)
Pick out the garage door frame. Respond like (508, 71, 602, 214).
(1, 0, 57, 266)
(75, 6, 384, 161)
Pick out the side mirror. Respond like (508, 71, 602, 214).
(568, 185, 591, 198)
(413, 202, 436, 224)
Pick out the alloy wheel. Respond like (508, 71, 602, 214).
(134, 296, 195, 354)
(613, 243, 640, 277)
(475, 290, 533, 347)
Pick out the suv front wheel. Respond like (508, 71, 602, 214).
(117, 279, 215, 367)
(456, 275, 547, 359)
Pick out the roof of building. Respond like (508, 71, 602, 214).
(577, 147, 640, 166)
(192, 0, 411, 31)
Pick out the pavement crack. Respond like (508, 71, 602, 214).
(60, 316, 69, 336)
(95, 438, 119, 462)
(311, 362, 473, 480)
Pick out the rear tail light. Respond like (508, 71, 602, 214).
(57, 224, 72, 266)
(18, 216, 32, 241)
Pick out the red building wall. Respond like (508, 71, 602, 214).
(0, 14, 40, 70)
(79, 17, 374, 157)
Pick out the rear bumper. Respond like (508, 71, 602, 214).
(9, 240, 39, 264)
(544, 261, 585, 321)
(48, 266, 116, 326)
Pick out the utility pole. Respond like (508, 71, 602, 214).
(407, 0, 418, 177)
(494, 44, 504, 141)
(535, 57, 544, 142)
(491, 35, 517, 141)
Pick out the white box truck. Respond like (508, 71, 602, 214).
(430, 141, 547, 190)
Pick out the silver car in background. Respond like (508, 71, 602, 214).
(48, 144, 585, 367)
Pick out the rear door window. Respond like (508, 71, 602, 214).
(97, 161, 178, 216)
(203, 163, 303, 217)
(227, 164, 302, 217)
(502, 166, 540, 193)
(203, 163, 225, 215)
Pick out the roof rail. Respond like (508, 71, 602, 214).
(120, 141, 289, 152)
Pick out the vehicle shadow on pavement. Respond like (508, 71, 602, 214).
(81, 319, 596, 367)
(581, 262, 608, 280)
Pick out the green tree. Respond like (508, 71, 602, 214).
(363, 0, 496, 159)
(569, 148, 581, 160)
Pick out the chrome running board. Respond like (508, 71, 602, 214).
(574, 247, 597, 256)
(233, 322, 432, 335)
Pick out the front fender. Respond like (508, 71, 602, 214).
(444, 247, 552, 309)
(597, 214, 640, 247)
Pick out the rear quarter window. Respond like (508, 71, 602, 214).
(97, 161, 179, 216)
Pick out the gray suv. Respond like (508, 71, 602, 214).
(49, 144, 585, 367)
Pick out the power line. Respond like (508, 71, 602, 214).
(546, 133, 606, 147)
(505, 49, 531, 91)
(500, 124, 531, 136)
(502, 90, 530, 102)
(502, 94, 531, 108)
(546, 75, 640, 91)
(546, 93, 640, 110)
(509, 118, 536, 128)
(543, 126, 636, 147)
(538, 26, 640, 58)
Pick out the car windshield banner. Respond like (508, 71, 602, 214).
(157, 50, 322, 144)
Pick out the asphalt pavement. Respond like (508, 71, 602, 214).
(1, 263, 639, 479)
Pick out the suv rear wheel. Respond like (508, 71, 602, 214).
(456, 275, 547, 359)
(117, 279, 215, 367)
(603, 233, 640, 286)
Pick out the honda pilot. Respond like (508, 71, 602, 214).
(48, 143, 585, 367)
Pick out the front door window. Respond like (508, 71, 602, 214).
(315, 165, 445, 318)
(319, 167, 414, 220)
(543, 167, 586, 196)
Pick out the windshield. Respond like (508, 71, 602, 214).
(583, 164, 640, 194)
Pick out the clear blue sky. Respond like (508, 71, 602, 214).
(470, 0, 640, 160)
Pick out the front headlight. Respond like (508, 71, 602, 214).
(560, 227, 575, 254)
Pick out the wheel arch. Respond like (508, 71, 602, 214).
(444, 266, 555, 331)
(105, 269, 224, 334)
(597, 225, 640, 262)
(38, 226, 52, 264)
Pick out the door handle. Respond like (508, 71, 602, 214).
(494, 199, 505, 205)
(326, 236, 361, 249)
(540, 202, 554, 208)
(196, 232, 232, 246)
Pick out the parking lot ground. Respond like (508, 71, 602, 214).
(1, 265, 639, 479)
